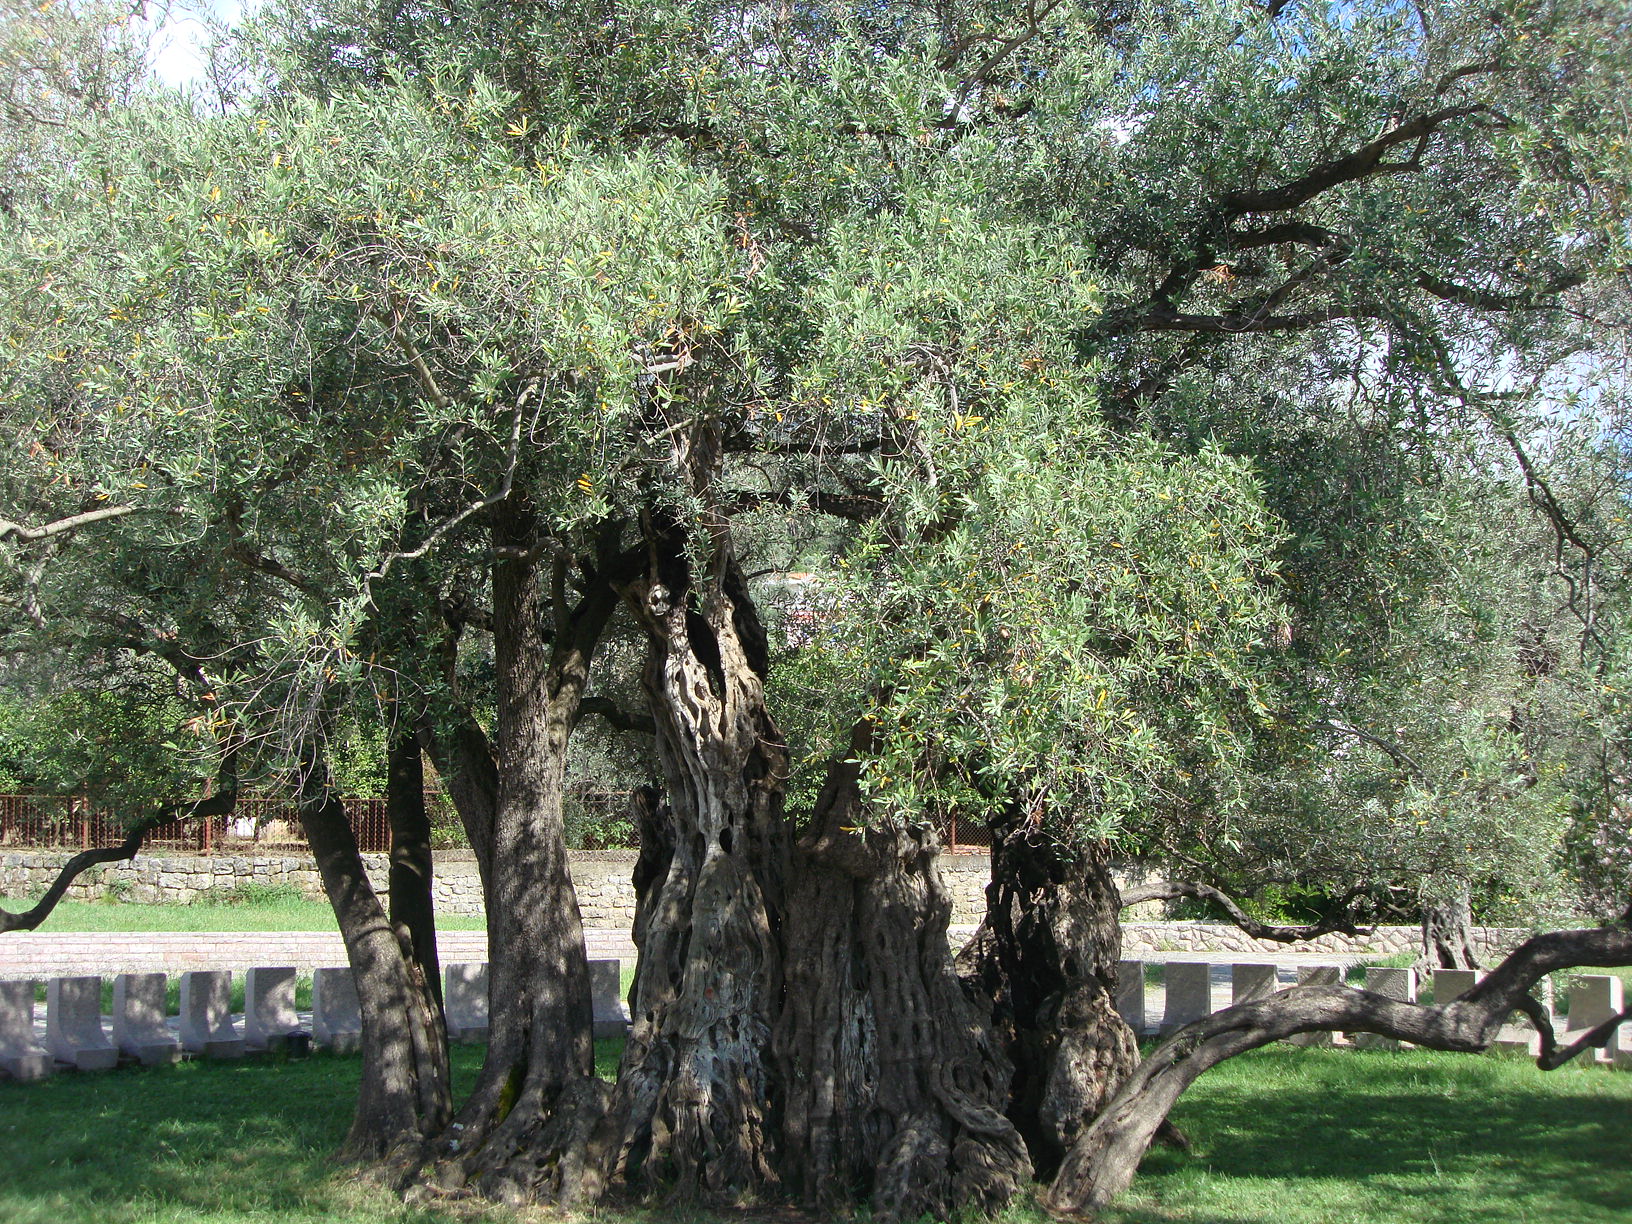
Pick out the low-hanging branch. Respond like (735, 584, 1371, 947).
(0, 785, 239, 934)
(1119, 879, 1371, 942)
(1044, 924, 1632, 1212)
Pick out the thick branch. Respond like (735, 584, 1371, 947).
(1118, 879, 1369, 942)
(1220, 106, 1486, 215)
(0, 504, 138, 544)
(0, 786, 238, 933)
(575, 694, 657, 736)
(1417, 269, 1586, 312)
(1045, 925, 1632, 1212)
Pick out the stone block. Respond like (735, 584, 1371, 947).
(312, 967, 362, 1054)
(1354, 967, 1416, 1051)
(1287, 964, 1343, 1047)
(113, 973, 181, 1066)
(1433, 968, 1482, 1004)
(1565, 974, 1624, 1065)
(1116, 961, 1146, 1034)
(444, 963, 489, 1044)
(46, 976, 118, 1071)
(1160, 962, 1213, 1035)
(1230, 963, 1280, 1007)
(0, 979, 54, 1082)
(590, 959, 629, 1040)
(179, 970, 245, 1059)
(244, 967, 302, 1051)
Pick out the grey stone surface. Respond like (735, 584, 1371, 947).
(244, 967, 301, 1051)
(179, 970, 245, 1059)
(0, 978, 53, 1081)
(113, 973, 180, 1065)
(46, 975, 117, 1071)
(1433, 968, 1482, 1004)
(1116, 960, 1146, 1033)
(312, 967, 361, 1054)
(1160, 962, 1213, 1035)
(444, 962, 489, 1044)
(1231, 963, 1280, 1007)
(591, 958, 628, 1040)
(1565, 974, 1624, 1065)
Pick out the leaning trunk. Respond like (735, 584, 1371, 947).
(592, 543, 789, 1202)
(957, 820, 1140, 1178)
(777, 733, 1031, 1223)
(298, 761, 450, 1162)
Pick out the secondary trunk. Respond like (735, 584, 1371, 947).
(298, 760, 450, 1162)
(1420, 884, 1479, 972)
(957, 819, 1140, 1178)
(777, 735, 1032, 1223)
(425, 510, 623, 1204)
(591, 540, 790, 1202)
(387, 726, 441, 1007)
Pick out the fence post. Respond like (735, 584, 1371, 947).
(76, 796, 88, 850)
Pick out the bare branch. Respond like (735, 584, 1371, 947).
(0, 786, 238, 934)
(0, 504, 138, 544)
(1119, 879, 1370, 941)
(576, 694, 657, 736)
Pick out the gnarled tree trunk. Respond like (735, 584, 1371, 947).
(777, 735, 1031, 1223)
(591, 540, 790, 1202)
(957, 820, 1140, 1179)
(1420, 884, 1480, 972)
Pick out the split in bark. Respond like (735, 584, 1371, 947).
(778, 731, 1031, 1223)
(1043, 924, 1632, 1214)
(591, 535, 790, 1203)
(957, 822, 1140, 1179)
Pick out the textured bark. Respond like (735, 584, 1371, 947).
(387, 728, 441, 1007)
(299, 766, 450, 1162)
(777, 738, 1031, 1223)
(957, 824, 1140, 1178)
(1420, 886, 1480, 971)
(1044, 925, 1632, 1213)
(427, 509, 622, 1205)
(592, 539, 790, 1203)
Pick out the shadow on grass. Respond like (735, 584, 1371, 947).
(2, 1044, 1629, 1224)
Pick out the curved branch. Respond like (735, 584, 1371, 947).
(0, 504, 138, 544)
(1044, 924, 1632, 1212)
(575, 695, 656, 736)
(0, 785, 238, 933)
(1118, 879, 1370, 941)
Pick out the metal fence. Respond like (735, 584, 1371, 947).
(0, 791, 989, 854)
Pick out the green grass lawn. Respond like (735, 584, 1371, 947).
(1, 1044, 1627, 1224)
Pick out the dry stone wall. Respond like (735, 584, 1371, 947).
(0, 850, 1527, 960)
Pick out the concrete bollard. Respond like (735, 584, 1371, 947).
(1354, 967, 1417, 1051)
(113, 974, 180, 1066)
(1231, 964, 1280, 1007)
(1116, 961, 1147, 1035)
(590, 959, 629, 1040)
(1287, 964, 1344, 1047)
(444, 963, 489, 1044)
(244, 967, 302, 1052)
(178, 971, 245, 1059)
(0, 980, 55, 1082)
(1160, 962, 1214, 1035)
(312, 967, 362, 1054)
(1433, 968, 1482, 1004)
(46, 976, 118, 1071)
(1565, 974, 1624, 1065)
